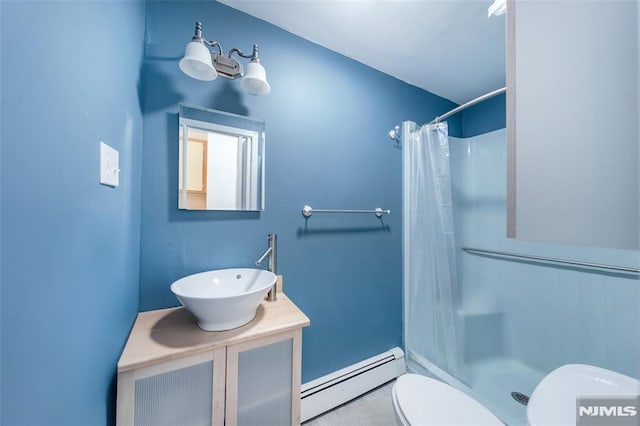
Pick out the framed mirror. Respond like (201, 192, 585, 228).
(178, 104, 265, 211)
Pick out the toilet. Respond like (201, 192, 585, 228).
(392, 374, 504, 425)
(527, 364, 640, 426)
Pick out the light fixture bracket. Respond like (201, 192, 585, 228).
(212, 53, 243, 79)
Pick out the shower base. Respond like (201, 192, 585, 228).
(467, 358, 544, 425)
(407, 351, 544, 426)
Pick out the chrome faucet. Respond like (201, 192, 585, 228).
(255, 233, 277, 301)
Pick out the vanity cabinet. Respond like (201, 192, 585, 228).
(226, 331, 301, 426)
(117, 350, 227, 426)
(116, 291, 309, 426)
(506, 0, 639, 249)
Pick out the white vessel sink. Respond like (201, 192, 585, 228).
(527, 364, 640, 426)
(170, 268, 276, 331)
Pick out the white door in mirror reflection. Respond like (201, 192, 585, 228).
(179, 119, 263, 211)
(207, 132, 250, 210)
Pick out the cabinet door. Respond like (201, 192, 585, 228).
(117, 350, 226, 426)
(225, 330, 302, 426)
(506, 0, 639, 249)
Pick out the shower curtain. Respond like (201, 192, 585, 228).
(402, 121, 466, 382)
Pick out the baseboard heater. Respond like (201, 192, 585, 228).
(300, 347, 405, 422)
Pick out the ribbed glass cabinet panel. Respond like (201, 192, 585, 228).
(134, 361, 213, 426)
(237, 338, 293, 425)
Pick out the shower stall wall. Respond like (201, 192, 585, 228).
(402, 125, 640, 426)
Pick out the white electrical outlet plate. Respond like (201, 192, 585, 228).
(99, 141, 120, 187)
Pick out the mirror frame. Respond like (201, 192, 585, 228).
(178, 104, 265, 211)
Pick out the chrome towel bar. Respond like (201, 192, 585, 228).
(461, 246, 639, 274)
(302, 205, 391, 218)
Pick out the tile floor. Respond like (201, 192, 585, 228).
(302, 380, 397, 426)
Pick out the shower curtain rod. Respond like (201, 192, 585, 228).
(387, 86, 507, 142)
(429, 87, 507, 125)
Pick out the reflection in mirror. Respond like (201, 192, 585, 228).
(179, 105, 265, 211)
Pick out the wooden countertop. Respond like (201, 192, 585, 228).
(118, 292, 310, 373)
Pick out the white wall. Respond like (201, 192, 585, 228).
(509, 0, 639, 249)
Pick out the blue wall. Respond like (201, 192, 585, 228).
(139, 0, 461, 382)
(0, 1, 3, 417)
(0, 1, 145, 424)
(0, 0, 500, 422)
(460, 93, 506, 138)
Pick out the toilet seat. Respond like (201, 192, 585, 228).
(527, 364, 640, 426)
(393, 374, 503, 425)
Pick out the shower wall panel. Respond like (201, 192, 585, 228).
(450, 129, 640, 378)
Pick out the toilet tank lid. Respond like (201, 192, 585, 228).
(395, 374, 504, 425)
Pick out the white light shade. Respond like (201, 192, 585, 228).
(179, 41, 217, 81)
(240, 61, 271, 96)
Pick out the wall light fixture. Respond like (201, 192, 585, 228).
(179, 22, 271, 96)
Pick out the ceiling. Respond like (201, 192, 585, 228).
(219, 0, 506, 105)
